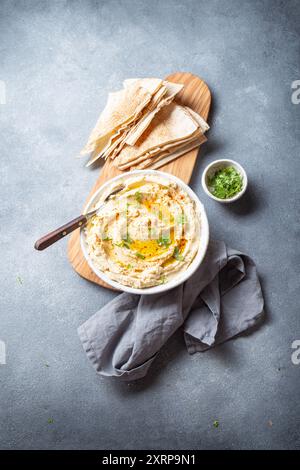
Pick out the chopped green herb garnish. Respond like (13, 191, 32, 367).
(135, 252, 145, 259)
(47, 418, 54, 424)
(177, 213, 186, 225)
(17, 276, 23, 285)
(45, 363, 50, 368)
(122, 233, 132, 244)
(102, 236, 112, 241)
(127, 264, 133, 269)
(160, 275, 167, 284)
(114, 240, 130, 249)
(213, 420, 219, 428)
(157, 235, 171, 247)
(208, 166, 243, 199)
(173, 246, 184, 261)
(158, 210, 163, 220)
(135, 191, 143, 203)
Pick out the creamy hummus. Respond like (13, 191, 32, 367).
(84, 174, 200, 289)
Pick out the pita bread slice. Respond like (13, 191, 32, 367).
(124, 81, 184, 146)
(124, 79, 169, 107)
(80, 78, 163, 156)
(86, 81, 185, 165)
(123, 78, 163, 96)
(86, 80, 169, 165)
(86, 126, 128, 166)
(117, 128, 202, 170)
(132, 134, 207, 170)
(115, 104, 210, 170)
(143, 84, 168, 111)
(101, 84, 169, 162)
(113, 103, 199, 168)
(184, 107, 210, 133)
(86, 117, 136, 166)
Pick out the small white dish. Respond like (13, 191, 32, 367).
(80, 169, 209, 295)
(201, 159, 248, 203)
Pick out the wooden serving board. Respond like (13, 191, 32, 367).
(68, 72, 211, 289)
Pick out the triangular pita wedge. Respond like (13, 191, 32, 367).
(85, 81, 170, 166)
(86, 123, 131, 167)
(116, 128, 202, 170)
(101, 84, 169, 162)
(184, 107, 210, 133)
(115, 106, 209, 170)
(150, 140, 206, 170)
(116, 116, 205, 170)
(123, 78, 163, 95)
(113, 103, 199, 168)
(102, 81, 179, 162)
(132, 134, 207, 170)
(81, 78, 163, 156)
(124, 81, 184, 146)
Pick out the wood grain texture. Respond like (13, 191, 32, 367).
(67, 72, 211, 289)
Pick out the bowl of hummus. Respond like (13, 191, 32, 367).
(80, 170, 209, 294)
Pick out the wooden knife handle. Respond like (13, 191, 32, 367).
(34, 214, 87, 251)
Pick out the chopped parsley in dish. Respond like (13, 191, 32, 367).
(208, 166, 243, 199)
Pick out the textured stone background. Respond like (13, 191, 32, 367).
(0, 0, 300, 450)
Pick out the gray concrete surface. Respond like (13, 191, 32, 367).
(0, 0, 300, 450)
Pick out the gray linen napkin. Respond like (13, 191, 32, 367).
(78, 240, 264, 380)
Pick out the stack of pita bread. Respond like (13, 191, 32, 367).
(80, 78, 209, 170)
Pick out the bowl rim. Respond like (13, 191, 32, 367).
(80, 169, 210, 295)
(201, 159, 248, 203)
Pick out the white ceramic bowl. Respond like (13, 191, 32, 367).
(80, 170, 209, 295)
(201, 159, 248, 203)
